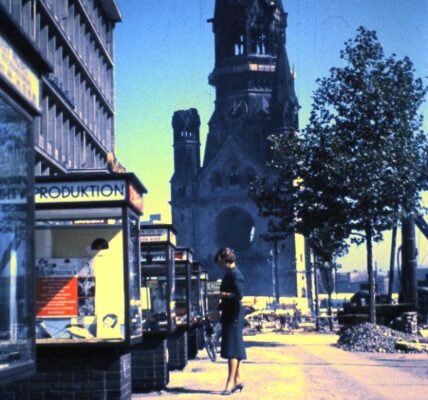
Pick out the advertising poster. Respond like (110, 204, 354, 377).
(36, 258, 97, 340)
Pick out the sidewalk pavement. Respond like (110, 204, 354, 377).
(133, 332, 428, 400)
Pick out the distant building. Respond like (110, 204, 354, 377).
(170, 1, 306, 296)
(335, 269, 391, 294)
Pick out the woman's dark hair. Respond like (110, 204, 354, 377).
(91, 238, 109, 250)
(214, 247, 235, 264)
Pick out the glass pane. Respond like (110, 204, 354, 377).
(35, 225, 126, 342)
(0, 96, 34, 375)
(140, 247, 169, 332)
(175, 269, 188, 326)
(127, 212, 142, 338)
(191, 277, 201, 321)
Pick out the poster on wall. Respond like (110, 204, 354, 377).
(36, 258, 97, 340)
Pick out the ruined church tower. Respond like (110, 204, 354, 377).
(171, 0, 307, 297)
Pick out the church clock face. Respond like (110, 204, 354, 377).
(223, 98, 248, 128)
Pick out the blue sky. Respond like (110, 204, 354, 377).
(114, 0, 428, 271)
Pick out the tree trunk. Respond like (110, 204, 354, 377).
(401, 217, 419, 309)
(365, 225, 376, 324)
(274, 240, 280, 304)
(388, 225, 397, 304)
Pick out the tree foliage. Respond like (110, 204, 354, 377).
(251, 26, 427, 271)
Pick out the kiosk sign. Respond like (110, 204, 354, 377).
(140, 228, 169, 243)
(35, 180, 126, 204)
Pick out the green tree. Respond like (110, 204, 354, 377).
(252, 27, 427, 324)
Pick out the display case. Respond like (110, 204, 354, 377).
(174, 247, 194, 329)
(0, 94, 36, 384)
(139, 224, 176, 334)
(206, 280, 222, 322)
(34, 172, 146, 346)
(199, 270, 209, 318)
(191, 262, 204, 324)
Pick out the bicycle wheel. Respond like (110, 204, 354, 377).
(205, 335, 217, 362)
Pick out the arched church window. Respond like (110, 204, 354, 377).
(210, 171, 223, 190)
(177, 186, 185, 197)
(234, 34, 244, 56)
(228, 164, 240, 186)
(250, 23, 267, 55)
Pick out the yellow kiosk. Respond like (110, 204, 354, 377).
(33, 172, 146, 400)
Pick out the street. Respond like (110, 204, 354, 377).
(134, 332, 428, 400)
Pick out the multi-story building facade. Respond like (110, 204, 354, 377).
(0, 0, 122, 176)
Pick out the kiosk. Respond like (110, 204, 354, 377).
(31, 172, 146, 400)
(168, 247, 193, 370)
(132, 224, 176, 391)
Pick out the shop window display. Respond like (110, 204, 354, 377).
(0, 95, 35, 379)
(35, 223, 127, 341)
(140, 246, 175, 332)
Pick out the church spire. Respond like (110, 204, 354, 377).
(269, 33, 299, 135)
(210, 0, 286, 66)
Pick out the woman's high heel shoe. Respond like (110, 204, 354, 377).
(221, 389, 232, 396)
(232, 383, 244, 393)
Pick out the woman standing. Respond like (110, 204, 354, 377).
(215, 247, 246, 395)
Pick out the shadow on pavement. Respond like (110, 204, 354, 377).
(244, 340, 287, 348)
(165, 387, 220, 395)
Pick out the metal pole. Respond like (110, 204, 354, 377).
(314, 259, 320, 331)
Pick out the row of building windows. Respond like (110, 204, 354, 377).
(37, 92, 111, 169)
(80, 0, 113, 55)
(42, 0, 114, 105)
(210, 167, 256, 190)
(1, 0, 118, 175)
(45, 0, 113, 59)
(1, 0, 114, 106)
(45, 37, 113, 134)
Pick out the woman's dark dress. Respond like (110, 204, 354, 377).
(219, 267, 247, 360)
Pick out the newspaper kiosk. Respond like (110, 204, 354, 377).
(33, 172, 146, 400)
(132, 224, 176, 391)
(168, 247, 193, 370)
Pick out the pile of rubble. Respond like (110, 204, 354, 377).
(337, 322, 423, 353)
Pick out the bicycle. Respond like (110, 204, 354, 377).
(203, 316, 218, 362)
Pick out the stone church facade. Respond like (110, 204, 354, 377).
(170, 0, 308, 297)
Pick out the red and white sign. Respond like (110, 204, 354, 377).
(36, 277, 78, 317)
